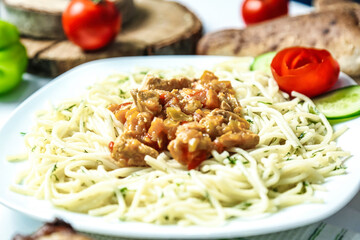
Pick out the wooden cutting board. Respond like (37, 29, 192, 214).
(20, 0, 202, 77)
(1, 0, 136, 39)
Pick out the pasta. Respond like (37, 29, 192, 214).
(10, 58, 350, 226)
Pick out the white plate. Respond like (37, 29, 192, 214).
(0, 56, 359, 239)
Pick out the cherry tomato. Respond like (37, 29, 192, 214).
(62, 0, 121, 51)
(270, 47, 340, 98)
(241, 0, 288, 25)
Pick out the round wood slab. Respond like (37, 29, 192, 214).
(21, 0, 203, 77)
(1, 0, 136, 39)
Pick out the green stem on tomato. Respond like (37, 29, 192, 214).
(91, 0, 103, 4)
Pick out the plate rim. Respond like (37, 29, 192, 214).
(0, 55, 359, 239)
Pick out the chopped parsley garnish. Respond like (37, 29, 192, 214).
(298, 182, 307, 194)
(227, 156, 237, 165)
(258, 101, 272, 105)
(51, 163, 58, 173)
(120, 187, 128, 197)
(308, 105, 319, 114)
(117, 77, 129, 84)
(52, 174, 59, 181)
(334, 165, 346, 171)
(51, 164, 59, 181)
(237, 202, 252, 210)
(64, 104, 76, 111)
(311, 149, 323, 157)
(298, 132, 306, 140)
(203, 191, 210, 202)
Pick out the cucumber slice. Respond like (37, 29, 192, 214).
(250, 51, 276, 76)
(313, 85, 360, 119)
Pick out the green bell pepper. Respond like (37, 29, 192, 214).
(0, 20, 28, 94)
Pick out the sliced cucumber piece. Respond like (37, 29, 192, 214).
(313, 85, 360, 119)
(250, 51, 276, 76)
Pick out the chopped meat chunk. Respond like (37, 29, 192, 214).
(199, 70, 219, 83)
(215, 131, 259, 150)
(197, 70, 234, 94)
(200, 109, 258, 151)
(218, 92, 242, 114)
(208, 109, 249, 129)
(147, 117, 168, 150)
(205, 89, 220, 109)
(159, 90, 181, 109)
(108, 102, 133, 124)
(123, 109, 153, 141)
(199, 114, 224, 138)
(131, 89, 162, 115)
(200, 109, 250, 138)
(177, 88, 205, 114)
(111, 137, 159, 167)
(168, 123, 213, 170)
(163, 118, 180, 140)
(108, 71, 259, 169)
(166, 107, 193, 122)
(143, 76, 193, 91)
(193, 109, 210, 122)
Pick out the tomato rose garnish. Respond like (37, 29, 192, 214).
(270, 47, 340, 98)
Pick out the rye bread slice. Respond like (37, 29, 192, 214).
(197, 5, 360, 77)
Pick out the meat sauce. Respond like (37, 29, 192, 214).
(108, 71, 259, 170)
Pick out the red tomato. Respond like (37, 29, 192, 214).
(62, 0, 121, 51)
(186, 150, 208, 170)
(108, 141, 114, 152)
(241, 0, 288, 25)
(270, 47, 340, 98)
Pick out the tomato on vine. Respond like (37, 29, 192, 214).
(62, 0, 122, 51)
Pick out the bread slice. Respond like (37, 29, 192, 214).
(313, 0, 354, 11)
(197, 5, 360, 77)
